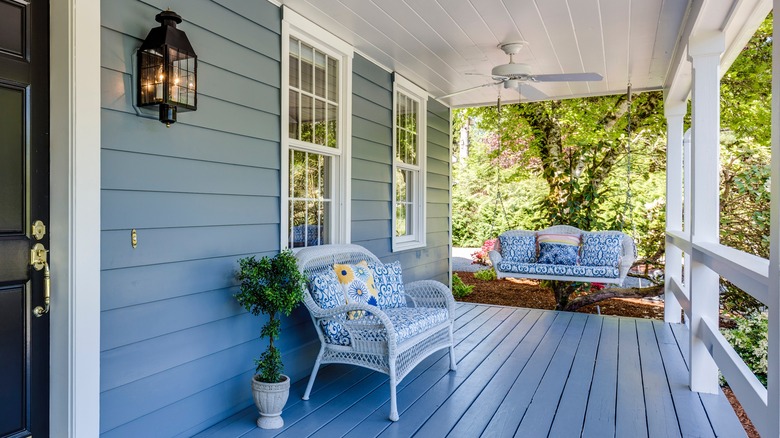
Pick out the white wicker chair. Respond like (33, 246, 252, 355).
(295, 244, 457, 421)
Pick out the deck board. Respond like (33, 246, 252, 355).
(547, 314, 603, 438)
(514, 312, 588, 437)
(616, 318, 648, 437)
(480, 312, 575, 436)
(636, 318, 682, 438)
(582, 316, 619, 437)
(195, 304, 746, 438)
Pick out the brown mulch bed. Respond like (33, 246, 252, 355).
(455, 271, 664, 319)
(454, 271, 758, 438)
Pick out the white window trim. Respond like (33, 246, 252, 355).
(281, 7, 353, 250)
(392, 74, 427, 252)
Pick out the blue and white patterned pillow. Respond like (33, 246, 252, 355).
(308, 271, 351, 345)
(537, 242, 579, 265)
(499, 234, 536, 263)
(580, 233, 623, 268)
(368, 261, 407, 309)
(308, 271, 344, 310)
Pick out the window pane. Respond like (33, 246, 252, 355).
(307, 152, 318, 199)
(327, 57, 338, 102)
(291, 150, 307, 198)
(315, 51, 326, 98)
(289, 90, 299, 140)
(314, 99, 326, 146)
(396, 168, 407, 202)
(320, 200, 331, 244)
(289, 151, 331, 247)
(408, 133, 417, 165)
(396, 203, 407, 237)
(301, 94, 313, 143)
(319, 153, 329, 198)
(301, 43, 314, 93)
(289, 37, 300, 89)
(327, 103, 338, 148)
(290, 200, 307, 248)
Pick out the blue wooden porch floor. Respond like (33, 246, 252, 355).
(196, 303, 745, 437)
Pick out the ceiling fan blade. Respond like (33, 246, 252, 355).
(531, 72, 603, 82)
(437, 82, 499, 99)
(466, 72, 511, 79)
(516, 83, 547, 101)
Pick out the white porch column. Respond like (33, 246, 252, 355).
(688, 31, 725, 394)
(683, 129, 692, 324)
(766, 3, 780, 437)
(50, 0, 102, 436)
(664, 103, 686, 323)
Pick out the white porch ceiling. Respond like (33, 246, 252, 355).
(278, 0, 690, 107)
(278, 0, 771, 108)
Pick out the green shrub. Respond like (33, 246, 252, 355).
(452, 273, 474, 299)
(722, 312, 768, 385)
(474, 268, 497, 281)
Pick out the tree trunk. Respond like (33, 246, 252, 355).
(563, 285, 663, 312)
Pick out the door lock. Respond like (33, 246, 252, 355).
(31, 220, 46, 240)
(30, 243, 50, 317)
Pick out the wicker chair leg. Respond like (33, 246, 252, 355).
(449, 326, 458, 371)
(389, 360, 399, 421)
(303, 346, 324, 400)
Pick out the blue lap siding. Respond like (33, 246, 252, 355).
(99, 1, 450, 436)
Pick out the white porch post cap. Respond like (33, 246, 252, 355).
(688, 31, 726, 59)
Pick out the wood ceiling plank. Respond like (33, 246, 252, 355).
(649, 0, 688, 85)
(599, 0, 631, 91)
(629, 0, 664, 89)
(536, 0, 590, 96)
(567, 0, 609, 96)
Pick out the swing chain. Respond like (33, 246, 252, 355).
(623, 83, 635, 236)
(488, 93, 511, 239)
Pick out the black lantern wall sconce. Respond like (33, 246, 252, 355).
(137, 10, 197, 127)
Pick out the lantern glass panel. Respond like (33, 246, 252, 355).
(168, 47, 196, 109)
(139, 50, 165, 105)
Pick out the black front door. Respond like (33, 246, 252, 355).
(0, 0, 50, 436)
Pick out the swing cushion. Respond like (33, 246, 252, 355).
(580, 232, 624, 268)
(495, 261, 620, 279)
(536, 233, 581, 265)
(498, 234, 536, 263)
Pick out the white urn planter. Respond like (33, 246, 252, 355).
(252, 374, 290, 429)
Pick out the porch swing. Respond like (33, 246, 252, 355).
(487, 85, 637, 285)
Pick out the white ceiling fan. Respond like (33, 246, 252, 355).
(439, 42, 603, 100)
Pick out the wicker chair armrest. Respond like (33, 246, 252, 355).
(404, 280, 455, 317)
(308, 301, 386, 321)
(488, 250, 503, 266)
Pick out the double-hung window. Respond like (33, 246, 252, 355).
(282, 9, 352, 249)
(393, 75, 427, 251)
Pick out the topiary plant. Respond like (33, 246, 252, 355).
(235, 249, 306, 383)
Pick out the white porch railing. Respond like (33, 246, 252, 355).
(665, 18, 780, 437)
(663, 16, 779, 436)
(664, 234, 770, 434)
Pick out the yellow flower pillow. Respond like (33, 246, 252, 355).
(333, 261, 380, 319)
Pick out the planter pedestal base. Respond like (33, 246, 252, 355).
(252, 375, 290, 430)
